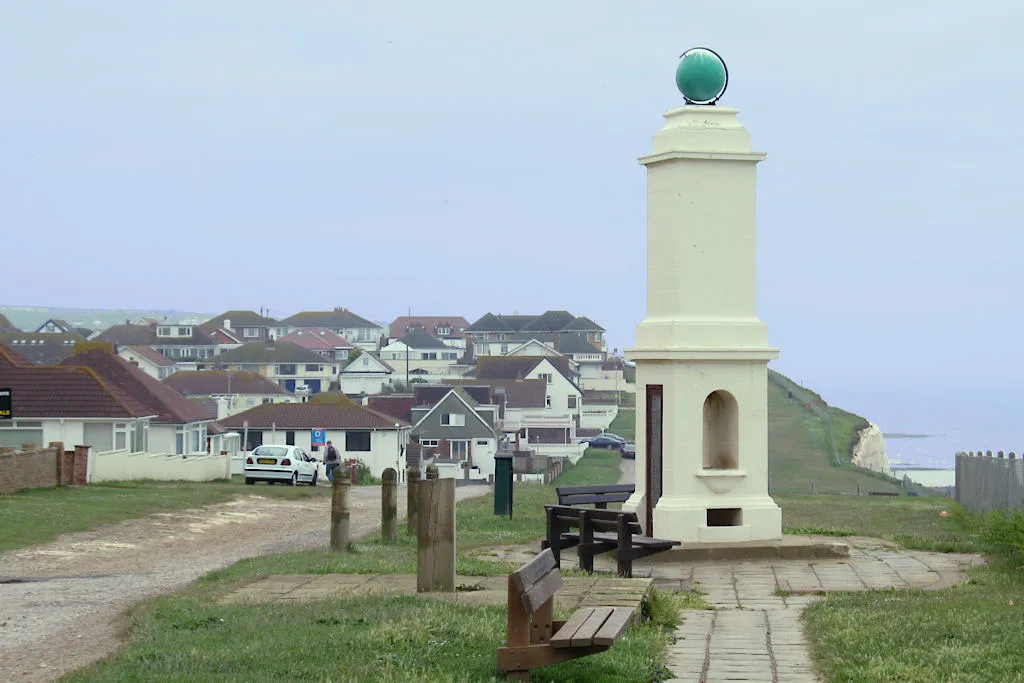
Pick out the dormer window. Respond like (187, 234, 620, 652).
(158, 327, 172, 336)
(178, 327, 192, 336)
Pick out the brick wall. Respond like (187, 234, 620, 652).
(0, 443, 88, 494)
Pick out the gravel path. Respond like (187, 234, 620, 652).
(0, 483, 489, 682)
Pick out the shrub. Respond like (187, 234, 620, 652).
(979, 507, 1024, 559)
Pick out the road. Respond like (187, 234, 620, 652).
(0, 484, 488, 682)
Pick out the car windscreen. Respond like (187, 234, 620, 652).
(252, 446, 289, 458)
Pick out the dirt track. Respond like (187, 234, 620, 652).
(0, 484, 488, 682)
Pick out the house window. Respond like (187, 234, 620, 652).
(500, 344, 509, 354)
(305, 364, 322, 372)
(286, 431, 295, 446)
(262, 398, 272, 404)
(361, 357, 369, 367)
(441, 352, 458, 360)
(546, 396, 552, 408)
(192, 428, 201, 453)
(130, 421, 147, 453)
(421, 352, 437, 360)
(279, 364, 297, 375)
(441, 413, 465, 427)
(178, 327, 192, 336)
(420, 439, 439, 448)
(436, 326, 451, 336)
(476, 440, 489, 446)
(175, 431, 184, 455)
(158, 327, 171, 336)
(451, 441, 468, 458)
(568, 396, 577, 410)
(114, 423, 128, 451)
(244, 328, 259, 337)
(346, 431, 371, 452)
(538, 373, 552, 384)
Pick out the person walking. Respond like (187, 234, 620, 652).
(324, 440, 341, 482)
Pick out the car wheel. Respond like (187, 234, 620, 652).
(289, 472, 298, 487)
(309, 471, 318, 487)
(245, 478, 254, 485)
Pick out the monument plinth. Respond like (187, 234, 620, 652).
(623, 49, 782, 544)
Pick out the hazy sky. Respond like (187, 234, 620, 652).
(2, 2, 1022, 431)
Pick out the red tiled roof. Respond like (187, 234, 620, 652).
(0, 365, 151, 419)
(220, 402, 408, 430)
(59, 349, 214, 424)
(366, 394, 418, 423)
(279, 328, 354, 350)
(123, 346, 175, 367)
(445, 378, 546, 408)
(163, 371, 287, 396)
(476, 356, 574, 381)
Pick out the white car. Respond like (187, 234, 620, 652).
(244, 445, 319, 486)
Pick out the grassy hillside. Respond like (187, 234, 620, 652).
(607, 371, 903, 495)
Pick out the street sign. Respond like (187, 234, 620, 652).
(311, 428, 326, 446)
(0, 388, 10, 420)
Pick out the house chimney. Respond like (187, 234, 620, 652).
(224, 319, 232, 330)
(552, 334, 560, 352)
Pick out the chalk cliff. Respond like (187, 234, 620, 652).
(851, 422, 892, 476)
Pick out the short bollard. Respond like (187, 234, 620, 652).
(417, 472, 456, 593)
(330, 469, 351, 552)
(426, 463, 439, 480)
(407, 467, 422, 535)
(382, 467, 398, 543)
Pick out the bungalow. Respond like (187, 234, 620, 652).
(220, 401, 410, 478)
(118, 345, 178, 380)
(163, 370, 298, 418)
(278, 328, 355, 364)
(279, 308, 385, 351)
(409, 388, 500, 481)
(339, 352, 395, 395)
(216, 341, 336, 395)
(59, 347, 217, 456)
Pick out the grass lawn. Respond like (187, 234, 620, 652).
(0, 476, 331, 554)
(65, 449, 685, 682)
(607, 408, 635, 442)
(778, 494, 984, 553)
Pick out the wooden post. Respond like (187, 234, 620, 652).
(857, 482, 861, 496)
(407, 467, 422, 535)
(382, 467, 398, 543)
(426, 463, 439, 480)
(417, 476, 456, 593)
(811, 479, 816, 496)
(330, 469, 351, 552)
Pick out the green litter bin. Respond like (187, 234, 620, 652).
(494, 452, 514, 518)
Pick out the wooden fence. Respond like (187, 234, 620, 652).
(955, 450, 1024, 513)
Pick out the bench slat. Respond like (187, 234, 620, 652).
(571, 607, 615, 647)
(556, 484, 635, 495)
(520, 567, 563, 614)
(558, 493, 632, 505)
(593, 607, 634, 646)
(511, 547, 557, 595)
(550, 608, 595, 648)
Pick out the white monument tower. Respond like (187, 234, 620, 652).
(623, 48, 782, 544)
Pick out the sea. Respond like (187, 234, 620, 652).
(844, 389, 1023, 490)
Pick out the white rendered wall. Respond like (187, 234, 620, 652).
(625, 105, 781, 543)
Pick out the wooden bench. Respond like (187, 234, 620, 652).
(555, 483, 635, 509)
(496, 548, 634, 681)
(544, 504, 680, 578)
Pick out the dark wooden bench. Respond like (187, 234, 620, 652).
(555, 484, 635, 509)
(496, 548, 634, 681)
(543, 504, 679, 578)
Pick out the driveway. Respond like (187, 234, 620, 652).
(0, 484, 489, 682)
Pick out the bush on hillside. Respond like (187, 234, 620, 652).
(980, 508, 1024, 559)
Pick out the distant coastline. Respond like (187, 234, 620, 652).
(883, 433, 933, 439)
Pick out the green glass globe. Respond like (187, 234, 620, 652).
(675, 47, 728, 105)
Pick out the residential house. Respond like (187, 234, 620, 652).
(505, 334, 604, 380)
(379, 328, 461, 380)
(163, 370, 298, 418)
(118, 346, 178, 380)
(465, 310, 607, 356)
(339, 352, 395, 395)
(94, 322, 220, 360)
(34, 318, 75, 334)
(216, 341, 335, 394)
(279, 308, 385, 351)
(0, 314, 19, 333)
(220, 401, 409, 478)
(278, 328, 355, 364)
(59, 348, 217, 456)
(0, 332, 84, 365)
(388, 316, 471, 350)
(408, 388, 500, 480)
(199, 310, 283, 343)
